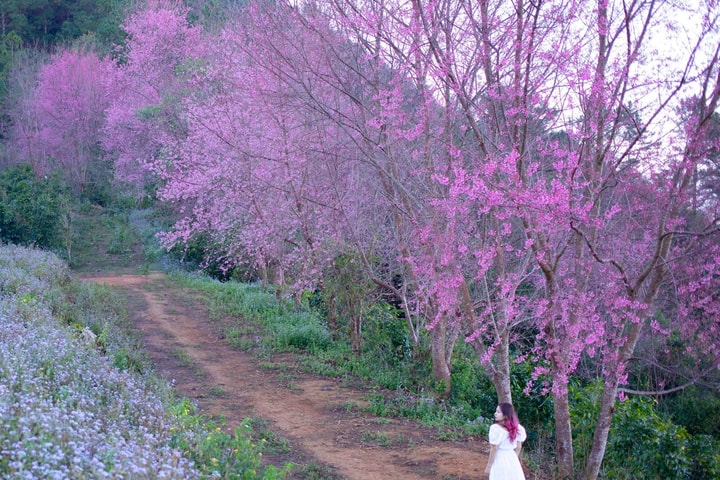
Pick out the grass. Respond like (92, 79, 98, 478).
(209, 386, 227, 397)
(339, 401, 360, 412)
(277, 373, 301, 391)
(69, 200, 169, 275)
(171, 346, 194, 366)
(244, 418, 293, 455)
(169, 274, 335, 359)
(360, 431, 392, 446)
(259, 362, 289, 371)
(359, 430, 413, 447)
(225, 326, 257, 350)
(70, 204, 142, 272)
(290, 461, 344, 480)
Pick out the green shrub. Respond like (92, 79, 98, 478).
(270, 317, 333, 353)
(291, 461, 342, 480)
(105, 213, 138, 254)
(663, 386, 720, 437)
(0, 164, 70, 250)
(362, 302, 412, 367)
(687, 434, 720, 479)
(449, 348, 495, 417)
(568, 381, 718, 480)
(319, 252, 375, 346)
(169, 400, 291, 480)
(605, 396, 691, 479)
(168, 232, 257, 282)
(509, 360, 554, 447)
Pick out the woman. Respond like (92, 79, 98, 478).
(484, 403, 527, 480)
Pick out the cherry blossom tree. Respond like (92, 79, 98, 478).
(224, 1, 485, 396)
(284, 0, 720, 478)
(13, 48, 113, 193)
(3, 49, 46, 171)
(103, 0, 203, 193)
(99, 1, 720, 478)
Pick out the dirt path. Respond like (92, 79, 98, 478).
(82, 272, 493, 480)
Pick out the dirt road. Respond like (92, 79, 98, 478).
(83, 272, 491, 480)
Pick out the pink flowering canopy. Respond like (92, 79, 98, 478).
(15, 48, 114, 192)
(93, 1, 720, 478)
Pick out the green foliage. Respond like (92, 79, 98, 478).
(0, 32, 22, 99)
(606, 397, 691, 479)
(290, 461, 343, 480)
(69, 201, 159, 271)
(509, 360, 554, 446)
(104, 212, 139, 254)
(0, 164, 71, 251)
(360, 430, 392, 446)
(313, 301, 422, 390)
(79, 156, 114, 206)
(319, 252, 374, 342)
(169, 401, 291, 480)
(243, 418, 292, 455)
(111, 345, 145, 372)
(270, 316, 333, 353)
(168, 232, 257, 282)
(364, 391, 491, 440)
(172, 273, 333, 355)
(52, 270, 148, 374)
(448, 353, 552, 447)
(663, 386, 720, 437)
(361, 302, 412, 366)
(569, 381, 720, 479)
(0, 1, 128, 106)
(0, 0, 128, 49)
(448, 349, 496, 417)
(687, 434, 720, 479)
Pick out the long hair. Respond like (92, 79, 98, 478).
(499, 403, 520, 442)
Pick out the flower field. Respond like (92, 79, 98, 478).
(0, 245, 288, 480)
(0, 245, 197, 478)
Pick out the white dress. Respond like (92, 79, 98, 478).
(488, 423, 527, 480)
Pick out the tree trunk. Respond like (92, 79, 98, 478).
(274, 264, 284, 302)
(491, 337, 512, 404)
(259, 261, 268, 289)
(326, 293, 339, 340)
(349, 310, 362, 354)
(581, 381, 618, 480)
(458, 279, 512, 404)
(580, 311, 647, 480)
(554, 386, 575, 479)
(430, 316, 452, 398)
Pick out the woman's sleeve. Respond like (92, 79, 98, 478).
(488, 424, 503, 445)
(518, 425, 527, 443)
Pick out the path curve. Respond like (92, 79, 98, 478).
(83, 273, 490, 480)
